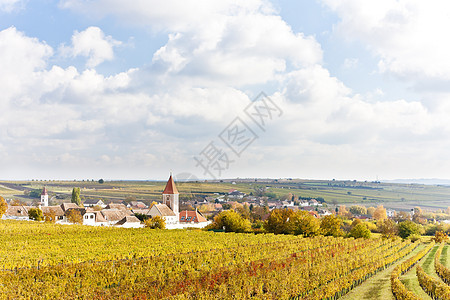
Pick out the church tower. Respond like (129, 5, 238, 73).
(41, 187, 49, 207)
(162, 174, 179, 219)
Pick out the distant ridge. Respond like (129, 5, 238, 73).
(382, 178, 450, 186)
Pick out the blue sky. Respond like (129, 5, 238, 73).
(1, 0, 450, 181)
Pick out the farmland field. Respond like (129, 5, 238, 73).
(0, 220, 420, 299)
(2, 178, 450, 210)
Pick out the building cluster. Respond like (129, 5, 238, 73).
(2, 175, 211, 229)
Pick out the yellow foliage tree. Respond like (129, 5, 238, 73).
(373, 205, 387, 220)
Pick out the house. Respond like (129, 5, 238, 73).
(60, 202, 80, 212)
(129, 201, 147, 209)
(228, 190, 245, 200)
(100, 209, 131, 226)
(2, 205, 29, 220)
(179, 210, 211, 228)
(83, 199, 105, 208)
(41, 206, 65, 223)
(387, 209, 396, 218)
(115, 216, 144, 228)
(148, 204, 177, 225)
(105, 203, 129, 211)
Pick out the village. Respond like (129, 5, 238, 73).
(1, 175, 211, 229)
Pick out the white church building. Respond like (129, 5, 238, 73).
(147, 175, 211, 229)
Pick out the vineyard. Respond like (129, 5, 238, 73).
(0, 220, 449, 299)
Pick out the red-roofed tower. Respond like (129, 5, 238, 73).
(162, 174, 179, 219)
(41, 187, 48, 207)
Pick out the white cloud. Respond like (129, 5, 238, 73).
(323, 0, 450, 86)
(0, 0, 23, 12)
(61, 1, 322, 86)
(60, 26, 121, 68)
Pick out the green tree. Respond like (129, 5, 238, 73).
(320, 215, 343, 237)
(398, 220, 422, 239)
(377, 219, 398, 239)
(209, 210, 251, 233)
(144, 216, 166, 229)
(71, 188, 81, 205)
(28, 208, 43, 221)
(349, 223, 371, 239)
(264, 208, 295, 234)
(98, 179, 104, 184)
(0, 196, 7, 217)
(66, 209, 83, 224)
(290, 210, 320, 237)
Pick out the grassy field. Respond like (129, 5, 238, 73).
(1, 179, 450, 210)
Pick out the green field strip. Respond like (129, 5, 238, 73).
(441, 245, 449, 268)
(400, 265, 432, 298)
(341, 244, 426, 300)
(421, 245, 440, 280)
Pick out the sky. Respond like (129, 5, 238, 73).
(1, 0, 450, 181)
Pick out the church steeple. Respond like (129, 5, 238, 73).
(162, 174, 179, 219)
(41, 187, 49, 207)
(163, 174, 179, 195)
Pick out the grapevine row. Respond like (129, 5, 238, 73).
(435, 243, 450, 284)
(391, 241, 435, 300)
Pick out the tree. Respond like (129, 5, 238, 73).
(98, 179, 104, 184)
(209, 210, 251, 233)
(144, 216, 166, 229)
(398, 220, 422, 239)
(66, 209, 83, 224)
(43, 208, 56, 223)
(377, 219, 398, 239)
(394, 211, 411, 222)
(71, 188, 81, 206)
(28, 208, 43, 221)
(349, 223, 371, 239)
(10, 199, 25, 206)
(320, 215, 343, 237)
(264, 208, 295, 234)
(373, 205, 387, 220)
(349, 205, 367, 216)
(0, 196, 7, 218)
(435, 231, 448, 243)
(367, 207, 376, 217)
(290, 210, 320, 237)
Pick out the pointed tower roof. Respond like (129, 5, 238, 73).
(41, 187, 48, 196)
(163, 175, 179, 194)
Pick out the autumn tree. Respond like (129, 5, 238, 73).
(373, 205, 387, 220)
(394, 211, 411, 222)
(398, 220, 422, 239)
(71, 188, 81, 206)
(320, 215, 343, 237)
(43, 208, 57, 223)
(349, 223, 371, 239)
(264, 208, 295, 234)
(435, 231, 448, 243)
(144, 216, 166, 229)
(208, 210, 251, 233)
(367, 207, 376, 217)
(349, 205, 367, 216)
(290, 210, 320, 237)
(377, 219, 398, 239)
(10, 199, 25, 206)
(66, 209, 83, 224)
(28, 208, 43, 221)
(0, 196, 7, 218)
